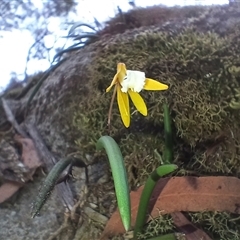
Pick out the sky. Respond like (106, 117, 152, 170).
(0, 0, 228, 91)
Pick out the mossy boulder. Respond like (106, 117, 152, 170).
(29, 4, 240, 179)
(1, 3, 240, 240)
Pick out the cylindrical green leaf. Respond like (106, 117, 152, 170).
(31, 157, 73, 218)
(134, 164, 178, 239)
(96, 135, 131, 231)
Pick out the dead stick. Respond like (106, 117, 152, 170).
(1, 98, 27, 137)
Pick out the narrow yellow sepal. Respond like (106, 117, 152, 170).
(106, 73, 118, 92)
(117, 86, 130, 127)
(106, 63, 127, 92)
(128, 90, 147, 116)
(117, 62, 127, 85)
(144, 78, 168, 91)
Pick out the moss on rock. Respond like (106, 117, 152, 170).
(20, 4, 240, 239)
(69, 25, 240, 174)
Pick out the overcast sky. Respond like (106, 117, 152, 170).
(0, 0, 228, 91)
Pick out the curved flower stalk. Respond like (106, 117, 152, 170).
(133, 164, 178, 239)
(106, 63, 168, 127)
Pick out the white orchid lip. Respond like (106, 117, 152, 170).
(121, 70, 146, 93)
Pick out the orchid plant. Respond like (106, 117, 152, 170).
(32, 62, 176, 240)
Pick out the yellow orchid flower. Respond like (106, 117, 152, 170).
(106, 63, 168, 128)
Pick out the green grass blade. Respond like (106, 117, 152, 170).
(68, 22, 97, 36)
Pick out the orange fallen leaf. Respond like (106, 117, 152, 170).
(171, 212, 212, 240)
(0, 135, 42, 204)
(101, 176, 240, 238)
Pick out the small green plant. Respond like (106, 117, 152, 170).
(31, 63, 178, 239)
(97, 103, 178, 239)
(133, 103, 177, 239)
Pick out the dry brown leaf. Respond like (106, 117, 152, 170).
(0, 135, 42, 204)
(101, 176, 240, 238)
(0, 181, 23, 203)
(171, 212, 212, 240)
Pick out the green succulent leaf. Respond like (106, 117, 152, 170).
(134, 164, 178, 239)
(31, 157, 72, 218)
(96, 135, 131, 231)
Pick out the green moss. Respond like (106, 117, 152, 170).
(86, 28, 239, 147)
(137, 214, 174, 240)
(190, 211, 240, 239)
(137, 211, 240, 240)
(57, 22, 240, 187)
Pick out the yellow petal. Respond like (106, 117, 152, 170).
(144, 78, 168, 91)
(106, 73, 118, 92)
(106, 63, 127, 92)
(117, 85, 130, 127)
(128, 90, 147, 116)
(117, 62, 127, 85)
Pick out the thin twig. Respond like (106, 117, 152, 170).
(1, 98, 27, 137)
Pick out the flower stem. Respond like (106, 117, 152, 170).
(107, 84, 117, 133)
(163, 103, 173, 164)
